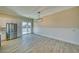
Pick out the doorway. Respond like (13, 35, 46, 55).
(22, 22, 32, 35)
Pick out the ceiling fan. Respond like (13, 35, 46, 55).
(35, 11, 43, 21)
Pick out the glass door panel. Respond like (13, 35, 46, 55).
(27, 22, 31, 33)
(22, 22, 28, 34)
(22, 22, 32, 35)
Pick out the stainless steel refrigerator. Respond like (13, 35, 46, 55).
(6, 23, 17, 40)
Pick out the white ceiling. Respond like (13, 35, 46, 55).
(0, 6, 75, 19)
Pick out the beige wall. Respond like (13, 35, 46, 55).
(0, 13, 30, 26)
(34, 7, 79, 45)
(0, 13, 18, 27)
(36, 7, 79, 28)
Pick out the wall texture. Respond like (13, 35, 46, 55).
(34, 7, 79, 45)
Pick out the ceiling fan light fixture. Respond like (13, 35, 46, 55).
(36, 11, 43, 20)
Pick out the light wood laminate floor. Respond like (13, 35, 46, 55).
(0, 34, 79, 53)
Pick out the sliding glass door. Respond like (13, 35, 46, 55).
(22, 22, 32, 35)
